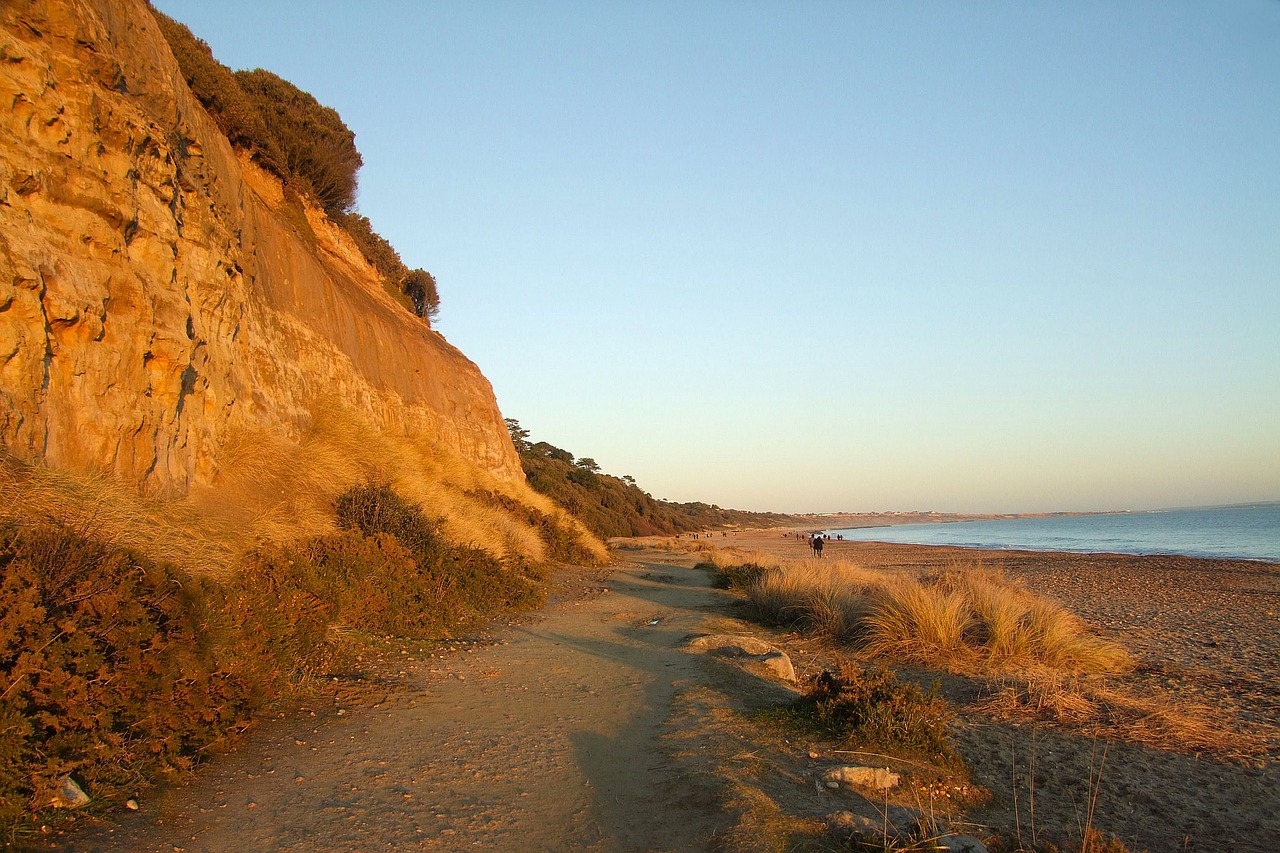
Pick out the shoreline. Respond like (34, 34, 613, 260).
(837, 539, 1280, 565)
(687, 528, 1280, 743)
(739, 511, 1280, 565)
(661, 529, 1280, 849)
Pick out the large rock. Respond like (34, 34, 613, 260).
(685, 634, 797, 682)
(820, 765, 901, 791)
(51, 775, 90, 809)
(0, 0, 521, 494)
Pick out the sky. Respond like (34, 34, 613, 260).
(152, 0, 1280, 514)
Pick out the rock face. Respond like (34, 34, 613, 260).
(0, 0, 521, 495)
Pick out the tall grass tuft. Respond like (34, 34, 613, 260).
(705, 548, 1131, 676)
(746, 559, 879, 642)
(864, 577, 975, 666)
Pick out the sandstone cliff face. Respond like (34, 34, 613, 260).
(0, 0, 522, 494)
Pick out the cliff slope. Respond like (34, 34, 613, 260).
(0, 0, 521, 500)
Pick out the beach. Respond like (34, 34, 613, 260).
(702, 528, 1280, 850)
(714, 529, 1280, 737)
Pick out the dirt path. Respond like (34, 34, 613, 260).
(70, 553, 738, 852)
(63, 536, 1280, 852)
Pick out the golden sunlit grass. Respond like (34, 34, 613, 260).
(692, 545, 1271, 762)
(975, 674, 1267, 760)
(864, 576, 975, 666)
(747, 558, 881, 641)
(871, 566, 1135, 675)
(2, 398, 606, 577)
(0, 455, 237, 575)
(698, 549, 1131, 677)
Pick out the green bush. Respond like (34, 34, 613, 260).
(336, 213, 440, 322)
(233, 69, 361, 215)
(402, 268, 440, 322)
(335, 483, 544, 628)
(154, 7, 439, 322)
(152, 10, 284, 171)
(781, 665, 958, 765)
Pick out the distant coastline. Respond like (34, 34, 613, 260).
(795, 510, 1105, 531)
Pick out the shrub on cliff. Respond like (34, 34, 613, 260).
(402, 268, 441, 322)
(507, 421, 790, 538)
(153, 9, 360, 215)
(153, 7, 438, 321)
(151, 11, 284, 171)
(233, 69, 361, 216)
(336, 213, 440, 322)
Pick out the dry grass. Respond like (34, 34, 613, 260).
(2, 399, 606, 577)
(0, 455, 237, 575)
(748, 558, 882, 641)
(924, 566, 1132, 674)
(703, 550, 1131, 677)
(864, 576, 976, 666)
(974, 674, 1268, 760)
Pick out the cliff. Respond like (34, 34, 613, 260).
(0, 0, 522, 497)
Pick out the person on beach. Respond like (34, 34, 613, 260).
(812, 535, 824, 558)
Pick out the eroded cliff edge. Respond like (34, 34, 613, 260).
(0, 0, 521, 495)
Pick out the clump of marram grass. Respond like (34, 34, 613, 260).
(865, 570, 1134, 674)
(695, 546, 776, 590)
(746, 559, 881, 641)
(863, 576, 976, 666)
(707, 549, 1131, 676)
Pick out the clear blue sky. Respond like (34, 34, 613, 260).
(153, 0, 1279, 514)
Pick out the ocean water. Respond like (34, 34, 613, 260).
(828, 503, 1280, 563)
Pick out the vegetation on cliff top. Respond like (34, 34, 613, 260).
(151, 6, 439, 323)
(506, 419, 791, 538)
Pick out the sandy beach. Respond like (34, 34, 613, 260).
(701, 528, 1280, 850)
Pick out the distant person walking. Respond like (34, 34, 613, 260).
(812, 535, 824, 558)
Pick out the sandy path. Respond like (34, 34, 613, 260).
(70, 556, 733, 852)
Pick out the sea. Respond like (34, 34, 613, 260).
(827, 503, 1280, 563)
